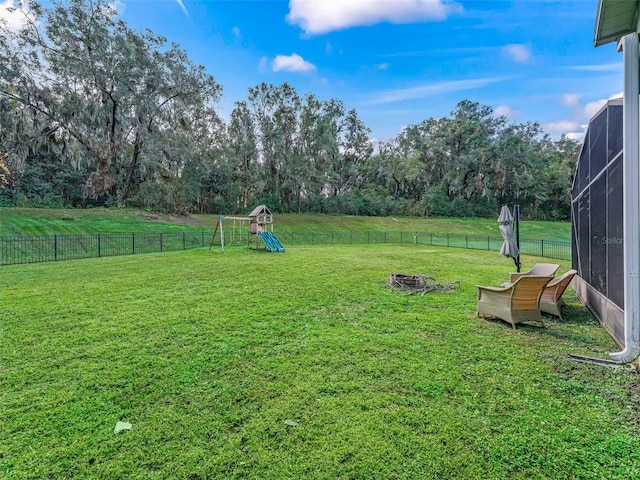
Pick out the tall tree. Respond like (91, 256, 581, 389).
(329, 108, 372, 197)
(298, 95, 344, 209)
(0, 0, 222, 206)
(228, 101, 258, 210)
(0, 154, 8, 188)
(247, 82, 304, 211)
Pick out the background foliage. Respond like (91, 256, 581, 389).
(0, 0, 580, 220)
(0, 207, 572, 242)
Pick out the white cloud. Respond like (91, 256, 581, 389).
(568, 93, 620, 124)
(544, 120, 588, 141)
(367, 76, 509, 104)
(175, 0, 189, 16)
(376, 63, 390, 70)
(0, 0, 36, 31)
(258, 56, 269, 73)
(108, 1, 125, 16)
(272, 53, 317, 73)
(545, 120, 580, 134)
(97, 1, 124, 17)
(581, 99, 607, 119)
(567, 62, 621, 72)
(494, 104, 519, 118)
(232, 26, 241, 39)
(545, 91, 620, 139)
(502, 44, 531, 63)
(561, 93, 580, 107)
(287, 0, 463, 35)
(566, 131, 586, 141)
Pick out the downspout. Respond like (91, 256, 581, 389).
(610, 33, 640, 363)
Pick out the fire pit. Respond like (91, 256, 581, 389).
(388, 273, 460, 295)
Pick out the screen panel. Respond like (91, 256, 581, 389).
(589, 108, 607, 176)
(578, 190, 591, 284)
(577, 142, 589, 193)
(590, 174, 607, 294)
(607, 155, 624, 308)
(572, 102, 624, 315)
(608, 105, 623, 162)
(571, 200, 580, 273)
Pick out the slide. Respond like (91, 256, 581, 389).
(259, 232, 285, 252)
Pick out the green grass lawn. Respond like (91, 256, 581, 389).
(273, 214, 571, 242)
(1, 207, 571, 242)
(1, 244, 637, 479)
(0, 208, 205, 236)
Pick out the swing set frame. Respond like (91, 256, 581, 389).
(209, 216, 250, 252)
(209, 205, 275, 253)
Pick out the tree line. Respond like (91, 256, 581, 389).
(0, 0, 580, 220)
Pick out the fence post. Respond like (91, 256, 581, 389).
(350, 232, 353, 244)
(541, 239, 544, 257)
(183, 232, 186, 250)
(54, 235, 58, 261)
(466, 235, 468, 249)
(98, 234, 101, 257)
(384, 231, 387, 243)
(430, 233, 433, 245)
(132, 233, 135, 255)
(368, 232, 370, 244)
(487, 236, 490, 250)
(160, 233, 163, 252)
(201, 231, 204, 246)
(331, 232, 334, 245)
(400, 232, 403, 244)
(447, 233, 450, 247)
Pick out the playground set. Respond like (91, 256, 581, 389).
(209, 205, 285, 253)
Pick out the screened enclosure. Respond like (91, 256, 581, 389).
(571, 98, 624, 345)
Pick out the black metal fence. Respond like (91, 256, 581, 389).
(0, 230, 571, 266)
(0, 232, 209, 266)
(278, 231, 570, 261)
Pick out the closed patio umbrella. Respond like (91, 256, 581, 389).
(498, 205, 520, 269)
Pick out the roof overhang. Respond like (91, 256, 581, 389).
(594, 0, 639, 47)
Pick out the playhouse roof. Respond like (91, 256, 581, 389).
(248, 205, 272, 217)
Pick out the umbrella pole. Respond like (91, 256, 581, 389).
(513, 204, 521, 272)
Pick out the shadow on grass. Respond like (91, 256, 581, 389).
(553, 304, 600, 326)
(535, 323, 606, 346)
(476, 301, 605, 346)
(527, 302, 609, 346)
(555, 291, 601, 326)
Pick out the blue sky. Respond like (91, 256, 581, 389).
(2, 0, 623, 141)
